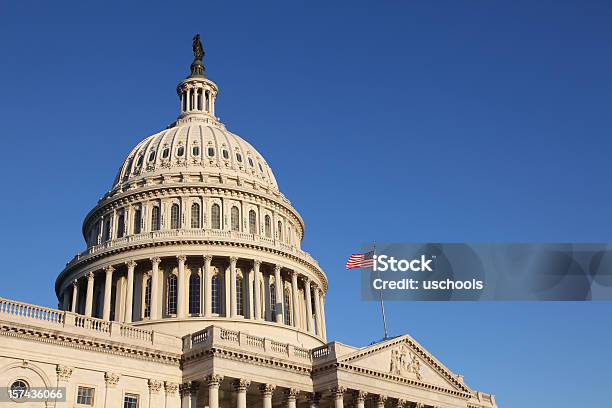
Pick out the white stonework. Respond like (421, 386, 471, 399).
(0, 38, 497, 408)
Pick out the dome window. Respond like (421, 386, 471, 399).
(248, 157, 254, 167)
(148, 151, 156, 162)
(137, 156, 144, 167)
(177, 146, 185, 157)
(162, 148, 170, 159)
(236, 153, 243, 163)
(258, 163, 264, 172)
(222, 149, 229, 160)
(208, 147, 215, 157)
(192, 146, 200, 156)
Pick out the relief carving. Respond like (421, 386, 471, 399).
(390, 344, 422, 381)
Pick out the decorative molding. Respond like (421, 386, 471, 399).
(285, 388, 299, 401)
(259, 383, 276, 396)
(390, 344, 422, 381)
(164, 381, 179, 395)
(353, 390, 368, 402)
(125, 260, 137, 269)
(148, 379, 163, 394)
(233, 378, 251, 392)
(330, 386, 346, 399)
(104, 372, 120, 387)
(55, 365, 72, 381)
(206, 374, 223, 387)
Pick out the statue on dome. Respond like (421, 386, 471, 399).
(193, 34, 204, 61)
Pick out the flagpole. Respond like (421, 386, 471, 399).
(373, 243, 389, 340)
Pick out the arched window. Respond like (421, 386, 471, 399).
(270, 283, 276, 321)
(231, 206, 240, 231)
(211, 204, 221, 230)
(171, 204, 180, 229)
(277, 221, 283, 241)
(151, 206, 160, 231)
(284, 288, 292, 325)
(264, 215, 271, 238)
(117, 214, 125, 238)
(144, 278, 151, 318)
(236, 276, 244, 316)
(211, 274, 221, 314)
(192, 145, 200, 156)
(167, 274, 177, 315)
(191, 203, 201, 228)
(189, 274, 201, 315)
(177, 146, 185, 157)
(162, 147, 170, 159)
(133, 208, 142, 234)
(248, 210, 256, 234)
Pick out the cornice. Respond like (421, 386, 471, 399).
(0, 321, 181, 367)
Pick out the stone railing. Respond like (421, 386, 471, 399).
(66, 229, 321, 271)
(182, 325, 314, 362)
(0, 297, 180, 351)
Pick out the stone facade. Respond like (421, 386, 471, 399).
(0, 38, 497, 408)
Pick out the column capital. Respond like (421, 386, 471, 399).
(104, 372, 121, 387)
(86, 271, 95, 280)
(373, 395, 387, 405)
(104, 265, 115, 273)
(179, 382, 191, 397)
(177, 255, 187, 263)
(233, 378, 251, 392)
(284, 388, 299, 401)
(206, 374, 223, 387)
(330, 386, 346, 399)
(274, 265, 282, 273)
(72, 279, 79, 287)
(150, 256, 162, 265)
(204, 254, 213, 263)
(125, 260, 137, 269)
(353, 391, 368, 402)
(414, 404, 424, 408)
(303, 276, 311, 285)
(254, 259, 262, 268)
(259, 384, 276, 396)
(395, 399, 407, 408)
(230, 256, 238, 265)
(148, 379, 163, 394)
(56, 365, 72, 381)
(164, 381, 179, 395)
(290, 270, 298, 278)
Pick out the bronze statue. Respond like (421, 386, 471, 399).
(193, 34, 204, 61)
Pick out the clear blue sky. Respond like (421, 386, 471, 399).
(1, 1, 611, 406)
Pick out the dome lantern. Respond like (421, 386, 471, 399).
(175, 34, 219, 126)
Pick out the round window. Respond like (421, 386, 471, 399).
(9, 379, 29, 402)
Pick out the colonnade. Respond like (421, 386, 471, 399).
(179, 83, 215, 116)
(61, 255, 327, 339)
(179, 377, 433, 408)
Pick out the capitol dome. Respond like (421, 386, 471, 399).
(55, 37, 327, 349)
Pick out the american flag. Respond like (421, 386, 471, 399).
(345, 251, 375, 269)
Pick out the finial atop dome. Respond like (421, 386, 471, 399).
(190, 34, 205, 77)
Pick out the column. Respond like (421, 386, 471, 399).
(124, 260, 136, 323)
(180, 383, 190, 408)
(150, 257, 161, 320)
(304, 278, 314, 333)
(85, 272, 95, 317)
(395, 399, 407, 408)
(230, 257, 238, 317)
(207, 375, 223, 408)
(319, 291, 327, 340)
(62, 287, 71, 311)
(190, 382, 199, 408)
(177, 255, 187, 318)
(259, 384, 276, 408)
(102, 265, 114, 320)
(203, 255, 212, 316)
(233, 379, 250, 408)
(290, 272, 300, 328)
(274, 265, 283, 323)
(331, 387, 345, 408)
(354, 391, 367, 408)
(253, 260, 262, 320)
(313, 286, 322, 337)
(374, 395, 387, 408)
(70, 280, 79, 313)
(285, 388, 298, 408)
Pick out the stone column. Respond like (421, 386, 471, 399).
(319, 291, 327, 340)
(230, 256, 238, 317)
(177, 255, 187, 318)
(164, 382, 180, 408)
(124, 260, 136, 323)
(354, 391, 367, 408)
(253, 260, 262, 320)
(85, 272, 95, 317)
(71, 280, 79, 313)
(313, 286, 322, 337)
(61, 287, 70, 311)
(102, 266, 114, 320)
(290, 272, 300, 328)
(395, 399, 407, 408)
(148, 380, 163, 408)
(245, 266, 253, 319)
(331, 387, 345, 408)
(274, 265, 283, 323)
(285, 388, 299, 408)
(259, 384, 276, 408)
(233, 379, 250, 408)
(180, 383, 191, 408)
(150, 257, 161, 320)
(206, 375, 223, 408)
(374, 395, 387, 408)
(104, 372, 121, 408)
(304, 278, 314, 333)
(203, 255, 212, 316)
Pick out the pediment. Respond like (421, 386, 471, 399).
(337, 336, 470, 393)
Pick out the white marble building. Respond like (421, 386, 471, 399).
(0, 36, 498, 408)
